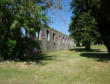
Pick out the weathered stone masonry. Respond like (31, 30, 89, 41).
(36, 25, 76, 52)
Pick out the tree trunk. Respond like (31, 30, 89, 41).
(85, 41, 91, 50)
(76, 42, 81, 47)
(96, 0, 110, 54)
(99, 22, 110, 53)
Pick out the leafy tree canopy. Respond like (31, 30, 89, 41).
(69, 0, 102, 50)
(70, 0, 110, 52)
(0, 0, 62, 60)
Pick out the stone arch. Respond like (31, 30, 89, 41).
(36, 32, 39, 38)
(63, 37, 65, 44)
(53, 33, 56, 42)
(46, 30, 50, 41)
(38, 30, 42, 40)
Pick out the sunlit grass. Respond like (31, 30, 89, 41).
(0, 45, 110, 84)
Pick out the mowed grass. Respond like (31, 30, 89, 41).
(0, 45, 110, 84)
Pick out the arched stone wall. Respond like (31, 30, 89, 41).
(36, 26, 76, 52)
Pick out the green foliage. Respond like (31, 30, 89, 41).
(0, 0, 63, 60)
(92, 0, 110, 53)
(13, 37, 40, 59)
(69, 0, 103, 49)
(7, 39, 16, 56)
(0, 0, 59, 60)
(70, 0, 110, 52)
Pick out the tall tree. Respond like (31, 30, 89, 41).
(70, 0, 110, 50)
(69, 12, 99, 50)
(92, 0, 110, 53)
(70, 0, 110, 52)
(0, 0, 62, 60)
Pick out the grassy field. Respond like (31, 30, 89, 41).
(0, 45, 110, 84)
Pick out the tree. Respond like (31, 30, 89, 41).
(69, 12, 99, 50)
(91, 0, 110, 53)
(70, 0, 110, 53)
(0, 0, 62, 60)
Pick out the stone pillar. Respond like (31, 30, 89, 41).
(40, 29, 47, 52)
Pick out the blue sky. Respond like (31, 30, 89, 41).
(47, 0, 72, 36)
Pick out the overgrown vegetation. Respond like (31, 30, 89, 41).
(0, 0, 45, 60)
(0, 0, 62, 60)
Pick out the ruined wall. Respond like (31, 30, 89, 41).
(36, 25, 76, 52)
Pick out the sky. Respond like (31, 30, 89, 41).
(47, 0, 72, 36)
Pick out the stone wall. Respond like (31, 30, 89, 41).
(36, 25, 76, 52)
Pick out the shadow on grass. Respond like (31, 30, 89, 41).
(70, 48, 104, 52)
(70, 47, 110, 62)
(81, 53, 110, 62)
(18, 53, 56, 65)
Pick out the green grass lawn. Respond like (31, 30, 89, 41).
(0, 45, 110, 84)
